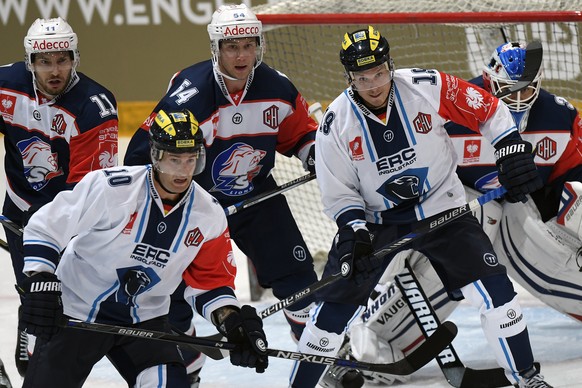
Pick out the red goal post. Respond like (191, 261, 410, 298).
(250, 1, 582, 263)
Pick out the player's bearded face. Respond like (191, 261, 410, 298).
(218, 38, 258, 80)
(32, 51, 73, 97)
(154, 151, 199, 193)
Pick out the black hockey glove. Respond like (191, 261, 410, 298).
(218, 305, 268, 373)
(336, 225, 376, 286)
(494, 137, 543, 203)
(304, 145, 316, 175)
(16, 272, 63, 340)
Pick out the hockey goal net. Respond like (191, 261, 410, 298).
(250, 0, 582, 265)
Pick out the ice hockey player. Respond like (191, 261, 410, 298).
(123, 4, 318, 385)
(292, 26, 552, 388)
(331, 41, 579, 388)
(0, 17, 118, 377)
(17, 110, 268, 387)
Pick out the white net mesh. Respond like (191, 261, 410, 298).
(254, 0, 582, 261)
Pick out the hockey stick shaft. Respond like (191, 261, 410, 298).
(0, 216, 21, 253)
(66, 318, 457, 374)
(395, 260, 524, 388)
(257, 186, 507, 319)
(0, 216, 23, 237)
(223, 173, 316, 216)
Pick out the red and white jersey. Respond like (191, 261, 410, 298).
(316, 68, 517, 226)
(22, 165, 239, 324)
(0, 62, 118, 211)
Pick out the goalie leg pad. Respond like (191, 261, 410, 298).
(461, 275, 533, 384)
(496, 198, 582, 321)
(134, 363, 188, 388)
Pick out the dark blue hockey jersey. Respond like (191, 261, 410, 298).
(124, 60, 317, 206)
(0, 61, 118, 212)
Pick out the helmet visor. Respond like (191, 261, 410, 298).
(349, 62, 392, 91)
(152, 149, 206, 177)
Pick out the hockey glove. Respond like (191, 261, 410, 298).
(336, 225, 376, 286)
(16, 272, 63, 340)
(494, 137, 543, 203)
(218, 305, 268, 373)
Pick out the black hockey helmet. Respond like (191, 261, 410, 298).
(340, 26, 391, 73)
(149, 109, 206, 175)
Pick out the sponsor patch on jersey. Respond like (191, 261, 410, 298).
(0, 94, 17, 120)
(463, 139, 481, 163)
(536, 136, 557, 161)
(350, 136, 364, 161)
(122, 212, 138, 234)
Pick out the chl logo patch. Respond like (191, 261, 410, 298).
(185, 227, 204, 247)
(51, 114, 67, 135)
(263, 105, 279, 129)
(413, 112, 432, 134)
(536, 136, 557, 161)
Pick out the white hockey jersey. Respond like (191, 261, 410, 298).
(316, 68, 517, 226)
(22, 165, 239, 324)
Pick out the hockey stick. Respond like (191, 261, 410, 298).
(223, 173, 316, 216)
(257, 185, 508, 319)
(0, 216, 22, 236)
(66, 318, 457, 374)
(495, 40, 542, 98)
(394, 260, 539, 388)
(0, 216, 22, 253)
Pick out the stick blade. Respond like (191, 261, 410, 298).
(372, 320, 458, 375)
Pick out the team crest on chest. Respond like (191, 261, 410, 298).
(210, 142, 266, 196)
(18, 136, 64, 190)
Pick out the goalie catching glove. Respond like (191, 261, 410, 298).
(494, 135, 543, 203)
(337, 224, 378, 286)
(217, 305, 268, 373)
(16, 272, 64, 340)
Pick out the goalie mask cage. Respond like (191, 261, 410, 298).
(251, 0, 582, 263)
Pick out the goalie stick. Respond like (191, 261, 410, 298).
(395, 260, 539, 388)
(66, 318, 457, 375)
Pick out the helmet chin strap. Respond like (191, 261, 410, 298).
(214, 64, 243, 81)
